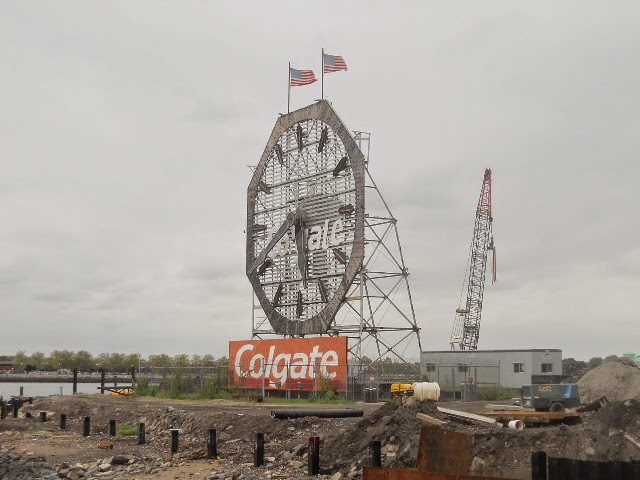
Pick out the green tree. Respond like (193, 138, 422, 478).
(95, 352, 111, 371)
(173, 354, 190, 368)
(13, 351, 29, 372)
(201, 354, 215, 367)
(123, 353, 142, 372)
(29, 352, 47, 370)
(148, 354, 172, 375)
(50, 350, 75, 369)
(74, 351, 95, 371)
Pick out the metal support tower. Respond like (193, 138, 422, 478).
(450, 168, 496, 351)
(252, 130, 422, 371)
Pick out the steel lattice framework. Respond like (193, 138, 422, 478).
(450, 168, 496, 351)
(251, 128, 422, 370)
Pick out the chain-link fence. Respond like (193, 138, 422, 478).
(422, 361, 502, 400)
(131, 361, 422, 401)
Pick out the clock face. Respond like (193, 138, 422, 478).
(247, 101, 365, 336)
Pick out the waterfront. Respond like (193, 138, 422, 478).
(0, 382, 103, 398)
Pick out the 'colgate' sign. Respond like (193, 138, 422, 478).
(229, 337, 348, 392)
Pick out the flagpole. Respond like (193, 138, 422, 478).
(321, 48, 324, 100)
(287, 62, 291, 114)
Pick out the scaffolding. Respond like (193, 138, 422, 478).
(251, 129, 422, 375)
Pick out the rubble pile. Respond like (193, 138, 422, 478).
(577, 360, 640, 403)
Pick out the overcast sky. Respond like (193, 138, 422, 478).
(1, 2, 638, 361)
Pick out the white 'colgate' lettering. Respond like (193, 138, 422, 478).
(234, 343, 340, 384)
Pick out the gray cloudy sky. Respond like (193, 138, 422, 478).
(1, 2, 638, 361)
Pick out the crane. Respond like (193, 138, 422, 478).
(450, 168, 496, 350)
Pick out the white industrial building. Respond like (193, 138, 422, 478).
(420, 349, 563, 392)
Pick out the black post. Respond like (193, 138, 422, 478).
(114, 374, 118, 387)
(28, 397, 33, 405)
(170, 429, 179, 453)
(19, 386, 24, 396)
(60, 414, 67, 430)
(131, 366, 136, 384)
(72, 368, 78, 395)
(308, 435, 320, 475)
(0, 401, 6, 420)
(100, 369, 106, 394)
(531, 451, 547, 480)
(83, 416, 90, 436)
(40, 411, 47, 422)
(138, 423, 146, 445)
(12, 404, 19, 418)
(109, 419, 116, 436)
(254, 432, 264, 467)
(369, 440, 381, 467)
(207, 428, 217, 459)
(610, 461, 625, 480)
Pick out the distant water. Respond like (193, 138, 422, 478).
(0, 382, 104, 398)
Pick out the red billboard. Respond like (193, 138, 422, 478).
(229, 337, 348, 392)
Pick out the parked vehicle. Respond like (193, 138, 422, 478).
(521, 384, 580, 412)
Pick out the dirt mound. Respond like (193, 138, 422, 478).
(323, 399, 449, 471)
(577, 361, 640, 403)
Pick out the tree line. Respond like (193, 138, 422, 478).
(8, 351, 229, 373)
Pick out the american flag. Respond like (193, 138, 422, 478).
(290, 68, 317, 86)
(323, 54, 348, 73)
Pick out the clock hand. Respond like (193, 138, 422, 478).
(249, 211, 297, 274)
(295, 213, 308, 288)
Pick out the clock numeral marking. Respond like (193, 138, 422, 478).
(333, 248, 348, 265)
(296, 290, 303, 318)
(317, 126, 328, 153)
(338, 204, 354, 216)
(275, 143, 284, 165)
(258, 181, 272, 194)
(257, 258, 273, 276)
(332, 156, 349, 177)
(273, 282, 284, 307)
(317, 278, 328, 303)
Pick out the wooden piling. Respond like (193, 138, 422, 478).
(207, 428, 217, 459)
(254, 432, 264, 467)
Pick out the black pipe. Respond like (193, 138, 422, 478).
(0, 401, 5, 420)
(138, 423, 146, 445)
(207, 428, 217, 459)
(72, 368, 78, 394)
(271, 408, 364, 419)
(109, 419, 116, 436)
(60, 414, 67, 430)
(100, 369, 106, 394)
(83, 416, 90, 436)
(40, 411, 47, 422)
(13, 404, 18, 418)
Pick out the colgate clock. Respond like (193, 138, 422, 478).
(247, 101, 365, 336)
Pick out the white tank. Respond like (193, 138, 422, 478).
(412, 382, 440, 401)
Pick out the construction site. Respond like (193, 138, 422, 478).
(0, 358, 639, 480)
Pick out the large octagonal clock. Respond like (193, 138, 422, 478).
(246, 100, 365, 336)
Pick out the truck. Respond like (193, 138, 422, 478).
(521, 383, 580, 412)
